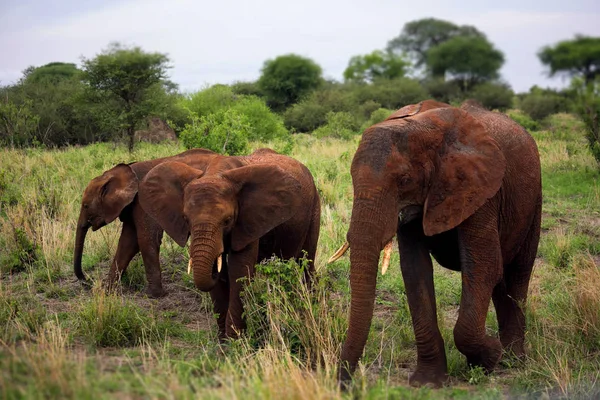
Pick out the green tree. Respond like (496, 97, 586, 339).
(258, 54, 323, 112)
(427, 36, 504, 91)
(81, 42, 172, 151)
(386, 18, 484, 72)
(21, 62, 79, 85)
(538, 35, 600, 84)
(0, 95, 39, 148)
(571, 77, 600, 164)
(343, 50, 409, 83)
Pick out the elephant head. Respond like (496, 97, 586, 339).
(74, 164, 138, 280)
(338, 104, 506, 380)
(138, 161, 302, 292)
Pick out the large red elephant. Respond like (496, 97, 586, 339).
(333, 100, 542, 387)
(74, 149, 222, 297)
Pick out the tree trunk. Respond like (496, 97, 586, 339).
(127, 125, 135, 153)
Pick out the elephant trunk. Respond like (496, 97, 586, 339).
(339, 197, 390, 382)
(189, 224, 222, 292)
(74, 210, 91, 280)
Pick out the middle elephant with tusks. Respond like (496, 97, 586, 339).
(138, 149, 320, 338)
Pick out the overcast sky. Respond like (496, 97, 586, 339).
(1, 0, 598, 93)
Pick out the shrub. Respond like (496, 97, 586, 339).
(180, 108, 250, 155)
(468, 82, 514, 111)
(422, 78, 462, 103)
(313, 111, 358, 140)
(231, 96, 288, 141)
(283, 100, 328, 133)
(360, 107, 394, 131)
(506, 110, 539, 131)
(180, 84, 238, 118)
(356, 78, 429, 110)
(571, 78, 600, 165)
(258, 54, 323, 111)
(231, 81, 263, 97)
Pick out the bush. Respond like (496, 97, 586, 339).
(360, 107, 394, 131)
(231, 81, 263, 97)
(422, 78, 462, 103)
(231, 96, 288, 141)
(468, 82, 514, 111)
(180, 108, 250, 155)
(258, 54, 323, 112)
(571, 78, 600, 165)
(520, 94, 565, 121)
(506, 110, 539, 131)
(283, 84, 359, 133)
(313, 111, 358, 140)
(356, 78, 429, 110)
(180, 85, 238, 118)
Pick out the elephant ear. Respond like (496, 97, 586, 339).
(386, 100, 451, 121)
(138, 161, 204, 246)
(223, 165, 303, 252)
(422, 108, 506, 236)
(99, 164, 139, 224)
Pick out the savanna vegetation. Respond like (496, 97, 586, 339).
(1, 16, 600, 399)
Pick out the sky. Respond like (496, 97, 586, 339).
(0, 0, 599, 93)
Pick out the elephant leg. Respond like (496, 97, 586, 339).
(398, 220, 447, 387)
(493, 205, 540, 357)
(107, 219, 140, 287)
(454, 215, 503, 372)
(210, 263, 230, 341)
(135, 208, 166, 298)
(225, 241, 259, 337)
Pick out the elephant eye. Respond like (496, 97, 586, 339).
(83, 204, 89, 209)
(224, 217, 233, 226)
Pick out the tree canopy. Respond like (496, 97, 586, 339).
(427, 36, 505, 90)
(81, 43, 173, 151)
(343, 50, 409, 83)
(258, 54, 323, 112)
(538, 35, 600, 84)
(386, 18, 484, 71)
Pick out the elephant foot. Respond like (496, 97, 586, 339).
(409, 366, 448, 388)
(146, 285, 167, 298)
(465, 336, 502, 373)
(337, 364, 354, 391)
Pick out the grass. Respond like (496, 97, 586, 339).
(1, 112, 600, 398)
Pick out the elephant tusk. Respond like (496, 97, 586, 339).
(328, 241, 350, 264)
(187, 258, 192, 275)
(381, 240, 393, 275)
(217, 254, 222, 273)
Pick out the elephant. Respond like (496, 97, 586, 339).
(331, 100, 542, 387)
(74, 148, 222, 297)
(137, 148, 321, 338)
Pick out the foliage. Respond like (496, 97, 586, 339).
(355, 77, 429, 109)
(538, 35, 600, 84)
(506, 110, 539, 131)
(179, 108, 250, 155)
(81, 42, 173, 151)
(312, 111, 358, 140)
(571, 77, 600, 164)
(467, 82, 514, 111)
(0, 96, 39, 147)
(230, 96, 288, 141)
(179, 84, 238, 118)
(231, 81, 263, 97)
(360, 107, 394, 132)
(387, 18, 485, 72)
(283, 83, 359, 132)
(21, 62, 79, 85)
(257, 54, 323, 111)
(427, 36, 505, 90)
(422, 77, 462, 103)
(520, 87, 573, 121)
(343, 50, 409, 83)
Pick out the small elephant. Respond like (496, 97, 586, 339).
(138, 149, 321, 338)
(74, 148, 221, 297)
(334, 100, 542, 387)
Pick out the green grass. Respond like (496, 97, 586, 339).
(1, 112, 600, 398)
